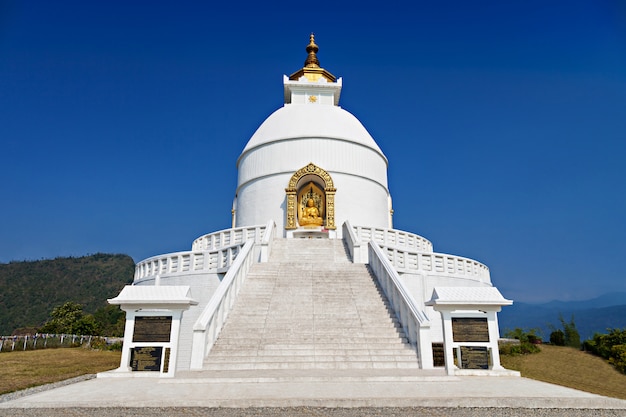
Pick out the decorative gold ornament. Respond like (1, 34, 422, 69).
(308, 95, 317, 103)
(288, 34, 336, 83)
(285, 163, 336, 230)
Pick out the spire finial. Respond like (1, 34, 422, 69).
(304, 33, 320, 68)
(288, 33, 336, 83)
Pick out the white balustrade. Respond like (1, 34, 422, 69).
(191, 225, 267, 251)
(259, 220, 276, 262)
(134, 245, 242, 282)
(352, 225, 433, 252)
(134, 223, 274, 283)
(368, 241, 433, 369)
(345, 222, 489, 284)
(190, 240, 256, 369)
(342, 221, 362, 263)
(383, 247, 490, 283)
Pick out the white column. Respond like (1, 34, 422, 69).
(118, 310, 136, 372)
(439, 310, 456, 376)
(487, 309, 504, 370)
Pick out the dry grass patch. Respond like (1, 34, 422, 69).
(0, 348, 120, 395)
(501, 344, 626, 400)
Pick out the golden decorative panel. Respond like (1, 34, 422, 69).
(285, 163, 336, 230)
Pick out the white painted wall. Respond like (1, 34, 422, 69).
(236, 137, 391, 235)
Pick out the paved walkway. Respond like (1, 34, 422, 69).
(1, 370, 625, 412)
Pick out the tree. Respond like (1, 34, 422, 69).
(550, 329, 565, 346)
(93, 305, 126, 336)
(39, 301, 95, 335)
(559, 314, 581, 349)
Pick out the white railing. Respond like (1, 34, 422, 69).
(259, 221, 276, 262)
(134, 222, 275, 283)
(368, 241, 433, 369)
(342, 221, 363, 263)
(382, 247, 490, 284)
(190, 240, 256, 369)
(345, 222, 490, 284)
(352, 225, 433, 253)
(134, 245, 243, 283)
(191, 224, 268, 251)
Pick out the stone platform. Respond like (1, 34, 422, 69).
(1, 371, 625, 411)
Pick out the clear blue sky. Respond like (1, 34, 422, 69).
(2, 1, 625, 303)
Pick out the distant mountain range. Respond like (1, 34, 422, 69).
(498, 292, 626, 341)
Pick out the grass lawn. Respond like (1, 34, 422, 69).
(501, 344, 626, 400)
(0, 348, 120, 395)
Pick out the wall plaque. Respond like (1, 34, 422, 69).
(452, 318, 489, 342)
(133, 316, 172, 343)
(163, 348, 171, 373)
(460, 346, 489, 369)
(130, 346, 163, 371)
(432, 343, 445, 367)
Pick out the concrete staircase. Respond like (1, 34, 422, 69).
(202, 238, 420, 373)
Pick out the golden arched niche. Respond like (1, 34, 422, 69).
(285, 163, 336, 230)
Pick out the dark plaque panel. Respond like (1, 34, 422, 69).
(452, 318, 489, 342)
(460, 346, 489, 369)
(130, 346, 163, 371)
(133, 316, 172, 343)
(432, 343, 445, 367)
(163, 348, 171, 373)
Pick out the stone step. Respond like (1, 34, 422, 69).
(205, 354, 419, 363)
(213, 339, 410, 346)
(203, 238, 419, 371)
(208, 348, 417, 357)
(218, 321, 403, 328)
(172, 368, 449, 384)
(202, 361, 420, 371)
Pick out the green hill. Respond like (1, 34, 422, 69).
(0, 254, 134, 335)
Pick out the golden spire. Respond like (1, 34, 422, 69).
(304, 33, 320, 68)
(289, 33, 336, 82)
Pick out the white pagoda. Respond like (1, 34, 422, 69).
(108, 35, 515, 378)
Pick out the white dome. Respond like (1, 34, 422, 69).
(240, 104, 386, 161)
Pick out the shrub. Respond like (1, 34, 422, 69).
(550, 330, 565, 346)
(608, 345, 626, 374)
(89, 337, 123, 351)
(499, 341, 540, 356)
(504, 328, 541, 343)
(500, 328, 541, 356)
(584, 329, 626, 374)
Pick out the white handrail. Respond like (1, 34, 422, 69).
(368, 241, 433, 369)
(382, 247, 490, 284)
(352, 225, 433, 253)
(342, 220, 362, 263)
(191, 225, 267, 251)
(347, 223, 490, 284)
(189, 239, 256, 369)
(133, 243, 244, 283)
(259, 220, 276, 262)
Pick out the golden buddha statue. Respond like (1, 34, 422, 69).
(299, 198, 323, 226)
